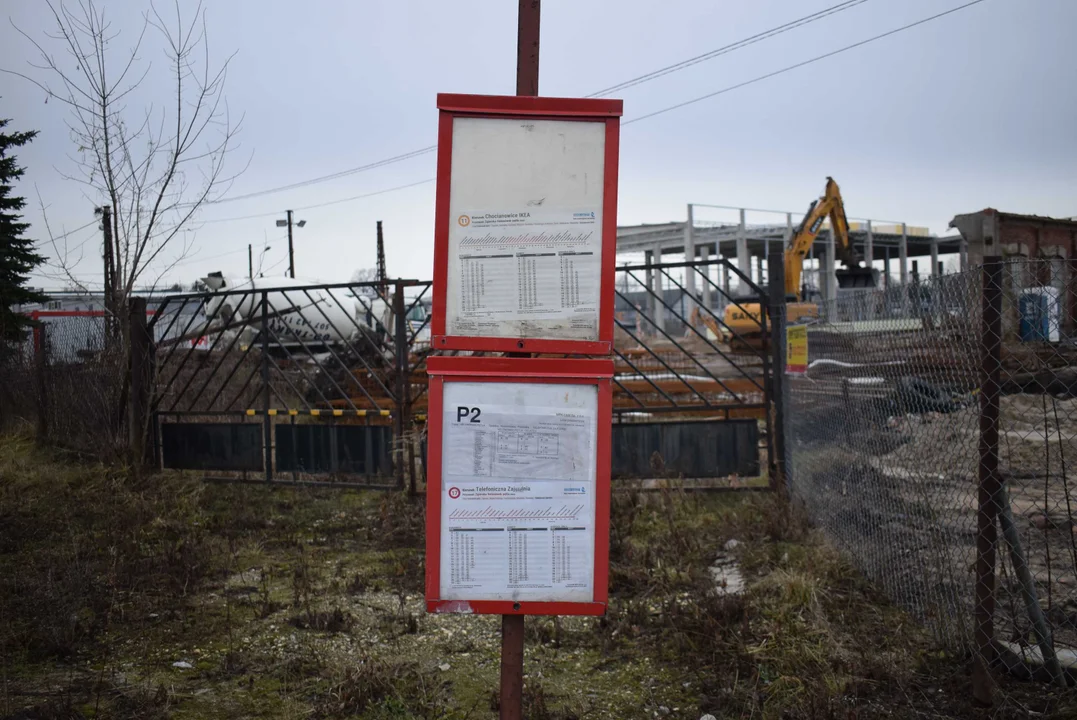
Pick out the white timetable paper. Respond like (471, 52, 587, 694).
(439, 381, 598, 602)
(445, 116, 607, 341)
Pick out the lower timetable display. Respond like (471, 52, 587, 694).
(438, 381, 598, 603)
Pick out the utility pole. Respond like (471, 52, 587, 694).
(97, 205, 117, 338)
(286, 209, 295, 279)
(248, 244, 254, 279)
(376, 221, 387, 301)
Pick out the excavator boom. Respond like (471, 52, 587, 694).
(715, 177, 877, 352)
(784, 177, 876, 300)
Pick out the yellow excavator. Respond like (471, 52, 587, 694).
(708, 177, 876, 351)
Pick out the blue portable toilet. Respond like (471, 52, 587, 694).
(1019, 287, 1061, 342)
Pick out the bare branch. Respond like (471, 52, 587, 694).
(11, 0, 242, 324)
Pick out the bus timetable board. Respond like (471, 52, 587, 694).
(431, 94, 622, 355)
(425, 356, 613, 616)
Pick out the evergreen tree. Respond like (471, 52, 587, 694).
(0, 118, 47, 345)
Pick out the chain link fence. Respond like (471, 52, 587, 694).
(0, 313, 128, 458)
(786, 259, 1077, 690)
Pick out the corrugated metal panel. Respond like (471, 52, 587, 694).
(275, 424, 393, 477)
(611, 420, 759, 478)
(161, 423, 263, 471)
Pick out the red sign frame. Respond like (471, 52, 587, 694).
(424, 355, 613, 616)
(431, 94, 622, 355)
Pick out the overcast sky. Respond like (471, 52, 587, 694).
(2, 0, 1075, 290)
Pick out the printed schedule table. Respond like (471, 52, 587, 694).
(427, 358, 612, 612)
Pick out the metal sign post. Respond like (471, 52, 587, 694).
(425, 4, 620, 718)
(424, 357, 613, 712)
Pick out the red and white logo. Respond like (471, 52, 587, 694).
(448, 486, 461, 499)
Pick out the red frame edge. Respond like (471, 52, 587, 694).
(437, 93, 622, 118)
(430, 95, 621, 356)
(424, 356, 614, 617)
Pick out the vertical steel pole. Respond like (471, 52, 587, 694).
(1069, 257, 1077, 336)
(684, 204, 696, 316)
(900, 222, 909, 313)
(973, 257, 1003, 706)
(515, 0, 540, 96)
(34, 321, 48, 442)
(652, 243, 665, 332)
(500, 5, 540, 717)
(767, 249, 786, 491)
(261, 292, 272, 483)
(500, 613, 525, 719)
(287, 210, 296, 279)
(884, 246, 891, 290)
(737, 208, 749, 294)
(700, 245, 711, 310)
(393, 283, 409, 493)
(865, 219, 874, 270)
(128, 297, 150, 468)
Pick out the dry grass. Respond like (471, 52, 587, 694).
(2, 435, 1077, 719)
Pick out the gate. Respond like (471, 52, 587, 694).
(144, 259, 775, 487)
(611, 258, 774, 482)
(147, 279, 431, 489)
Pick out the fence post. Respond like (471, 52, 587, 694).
(128, 297, 151, 467)
(34, 320, 49, 442)
(973, 257, 1003, 705)
(767, 249, 786, 490)
(261, 292, 272, 483)
(392, 283, 412, 493)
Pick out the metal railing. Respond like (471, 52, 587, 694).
(147, 279, 431, 490)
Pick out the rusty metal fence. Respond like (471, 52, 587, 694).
(143, 259, 775, 489)
(6, 259, 779, 489)
(612, 258, 770, 422)
(147, 279, 431, 490)
(786, 258, 1077, 695)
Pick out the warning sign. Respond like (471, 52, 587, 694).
(786, 324, 808, 375)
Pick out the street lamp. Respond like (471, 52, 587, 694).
(275, 211, 307, 278)
(249, 245, 272, 278)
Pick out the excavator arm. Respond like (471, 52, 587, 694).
(784, 177, 871, 300)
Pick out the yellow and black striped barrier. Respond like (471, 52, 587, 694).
(244, 408, 392, 417)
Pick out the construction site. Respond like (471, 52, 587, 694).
(4, 0, 1077, 717)
(12, 186, 1077, 702)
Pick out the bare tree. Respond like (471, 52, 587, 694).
(6, 0, 244, 327)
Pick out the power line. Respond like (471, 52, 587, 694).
(169, 247, 249, 268)
(40, 219, 97, 244)
(191, 0, 989, 226)
(200, 178, 434, 225)
(586, 0, 872, 98)
(294, 177, 434, 212)
(58, 228, 101, 256)
(624, 0, 990, 126)
(261, 256, 288, 275)
(197, 2, 874, 208)
(204, 146, 437, 206)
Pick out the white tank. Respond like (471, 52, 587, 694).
(200, 274, 391, 349)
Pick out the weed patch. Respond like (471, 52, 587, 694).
(4, 437, 1077, 718)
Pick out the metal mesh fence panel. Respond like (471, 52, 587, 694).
(788, 269, 982, 651)
(787, 259, 1077, 688)
(0, 314, 127, 457)
(990, 259, 1077, 683)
